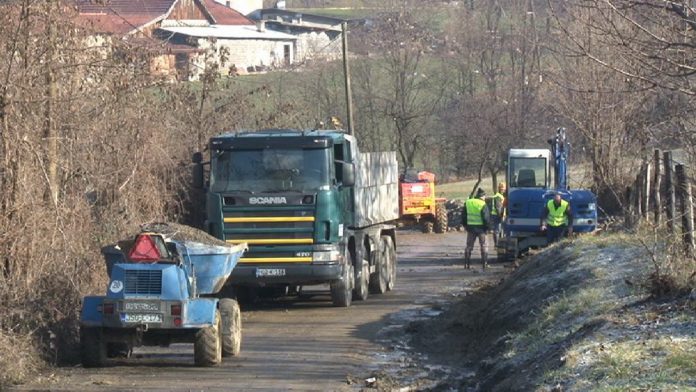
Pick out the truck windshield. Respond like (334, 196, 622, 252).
(210, 148, 331, 193)
(509, 157, 548, 188)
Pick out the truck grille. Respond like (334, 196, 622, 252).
(124, 270, 162, 295)
(222, 208, 315, 246)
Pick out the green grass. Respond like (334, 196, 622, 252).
(437, 163, 593, 201)
(292, 7, 382, 19)
(545, 333, 696, 391)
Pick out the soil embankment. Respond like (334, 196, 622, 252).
(409, 233, 696, 391)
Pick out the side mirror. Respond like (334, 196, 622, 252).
(192, 163, 205, 189)
(342, 162, 355, 187)
(192, 152, 203, 164)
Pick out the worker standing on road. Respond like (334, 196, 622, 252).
(540, 193, 573, 244)
(490, 182, 506, 247)
(462, 188, 491, 269)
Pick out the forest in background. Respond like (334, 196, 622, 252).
(1, 0, 695, 385)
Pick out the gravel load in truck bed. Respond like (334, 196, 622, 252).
(137, 222, 231, 247)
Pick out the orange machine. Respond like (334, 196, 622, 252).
(399, 171, 448, 233)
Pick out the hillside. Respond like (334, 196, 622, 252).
(408, 232, 696, 390)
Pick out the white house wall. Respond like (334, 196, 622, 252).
(295, 31, 342, 63)
(190, 37, 295, 79)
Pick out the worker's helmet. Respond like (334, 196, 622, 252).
(498, 182, 506, 191)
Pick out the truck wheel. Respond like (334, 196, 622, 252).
(194, 309, 222, 366)
(434, 204, 448, 234)
(330, 262, 353, 307)
(422, 221, 434, 233)
(353, 258, 370, 301)
(219, 298, 242, 357)
(80, 327, 106, 368)
(369, 237, 390, 294)
(383, 236, 397, 291)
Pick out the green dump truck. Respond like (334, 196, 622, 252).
(192, 129, 399, 307)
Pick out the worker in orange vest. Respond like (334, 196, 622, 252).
(489, 182, 506, 247)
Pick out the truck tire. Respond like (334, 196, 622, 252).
(434, 204, 448, 234)
(219, 298, 242, 357)
(194, 309, 222, 366)
(383, 236, 397, 291)
(331, 262, 354, 307)
(369, 237, 390, 294)
(80, 327, 106, 368)
(354, 258, 370, 301)
(422, 220, 434, 233)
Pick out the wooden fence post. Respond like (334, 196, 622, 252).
(675, 164, 695, 255)
(653, 149, 661, 226)
(664, 151, 676, 233)
(625, 186, 633, 227)
(642, 161, 651, 220)
(635, 171, 643, 218)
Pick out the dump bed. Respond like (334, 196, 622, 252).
(353, 151, 399, 228)
(102, 225, 246, 296)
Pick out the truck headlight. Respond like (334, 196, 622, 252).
(588, 203, 596, 210)
(313, 250, 340, 263)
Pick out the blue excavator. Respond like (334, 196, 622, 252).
(497, 128, 598, 260)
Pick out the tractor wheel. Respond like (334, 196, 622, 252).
(382, 236, 397, 291)
(422, 220, 434, 234)
(353, 258, 370, 301)
(219, 298, 242, 357)
(330, 262, 354, 307)
(80, 327, 106, 368)
(434, 204, 448, 234)
(194, 309, 222, 366)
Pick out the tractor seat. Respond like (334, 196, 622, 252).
(517, 169, 536, 187)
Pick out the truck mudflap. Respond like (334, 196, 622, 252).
(81, 296, 105, 327)
(229, 262, 342, 286)
(183, 298, 218, 328)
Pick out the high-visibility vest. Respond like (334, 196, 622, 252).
(491, 192, 505, 216)
(466, 198, 486, 226)
(546, 199, 569, 227)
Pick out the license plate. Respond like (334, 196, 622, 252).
(124, 302, 159, 312)
(123, 313, 162, 323)
(256, 268, 286, 277)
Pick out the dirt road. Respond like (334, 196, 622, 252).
(18, 230, 504, 392)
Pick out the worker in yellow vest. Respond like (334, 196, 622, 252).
(540, 193, 574, 244)
(462, 188, 491, 269)
(490, 182, 506, 247)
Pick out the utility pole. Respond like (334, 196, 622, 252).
(341, 22, 354, 135)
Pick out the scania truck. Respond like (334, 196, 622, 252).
(192, 129, 399, 307)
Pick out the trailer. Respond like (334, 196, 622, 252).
(79, 224, 247, 367)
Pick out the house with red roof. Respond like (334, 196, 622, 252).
(76, 0, 294, 80)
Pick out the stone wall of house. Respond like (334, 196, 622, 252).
(189, 37, 295, 80)
(295, 31, 342, 63)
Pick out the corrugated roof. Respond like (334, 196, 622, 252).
(76, 0, 177, 34)
(79, 14, 162, 35)
(160, 24, 296, 40)
(76, 0, 176, 15)
(201, 0, 253, 25)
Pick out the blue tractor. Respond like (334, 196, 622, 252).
(80, 227, 246, 367)
(497, 128, 598, 260)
